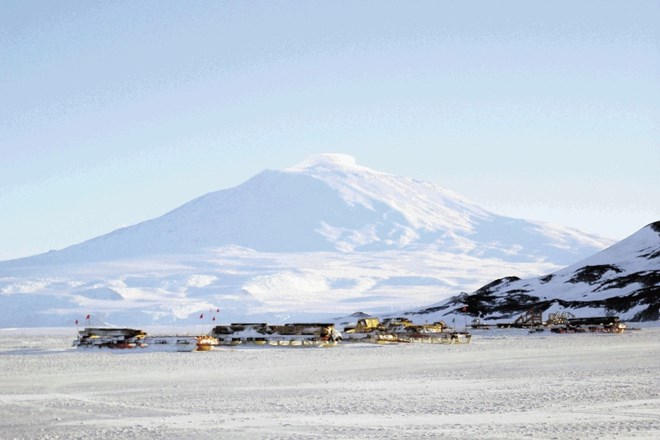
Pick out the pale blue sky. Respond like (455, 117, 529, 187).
(1, 0, 659, 260)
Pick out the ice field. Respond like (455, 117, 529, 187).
(0, 326, 658, 439)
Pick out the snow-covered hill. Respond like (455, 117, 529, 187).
(0, 154, 616, 327)
(406, 221, 660, 323)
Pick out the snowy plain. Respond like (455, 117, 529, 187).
(0, 326, 658, 440)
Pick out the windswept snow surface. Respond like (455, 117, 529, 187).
(0, 327, 658, 439)
(0, 155, 614, 327)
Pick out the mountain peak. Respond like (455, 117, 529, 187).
(286, 153, 363, 173)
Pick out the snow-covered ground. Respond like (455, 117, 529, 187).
(1, 326, 658, 439)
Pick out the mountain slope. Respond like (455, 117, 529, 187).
(408, 221, 660, 323)
(3, 154, 611, 266)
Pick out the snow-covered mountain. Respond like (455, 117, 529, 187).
(406, 221, 660, 323)
(5, 154, 609, 266)
(0, 154, 616, 327)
